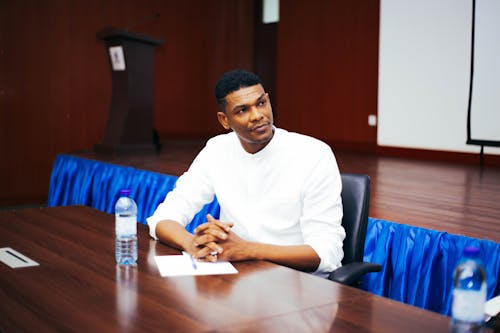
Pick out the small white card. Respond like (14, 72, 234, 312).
(0, 247, 39, 268)
(154, 252, 238, 277)
(108, 46, 126, 71)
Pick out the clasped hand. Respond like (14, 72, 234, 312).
(188, 214, 246, 262)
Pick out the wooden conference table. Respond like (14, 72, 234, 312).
(1, 206, 452, 332)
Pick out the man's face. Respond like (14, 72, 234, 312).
(217, 84, 274, 154)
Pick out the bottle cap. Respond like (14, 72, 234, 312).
(119, 189, 131, 196)
(463, 246, 480, 257)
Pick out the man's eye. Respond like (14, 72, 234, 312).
(257, 100, 267, 107)
(237, 107, 247, 114)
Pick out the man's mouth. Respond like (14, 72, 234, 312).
(250, 123, 269, 132)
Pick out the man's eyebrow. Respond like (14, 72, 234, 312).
(256, 93, 267, 101)
(232, 93, 267, 111)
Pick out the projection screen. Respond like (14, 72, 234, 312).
(467, 0, 500, 147)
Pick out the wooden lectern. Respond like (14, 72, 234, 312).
(95, 28, 164, 154)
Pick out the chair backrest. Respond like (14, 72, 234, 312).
(340, 173, 371, 265)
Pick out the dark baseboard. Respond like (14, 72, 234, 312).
(376, 145, 500, 167)
(326, 140, 500, 167)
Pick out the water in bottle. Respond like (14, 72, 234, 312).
(450, 246, 487, 333)
(115, 189, 138, 266)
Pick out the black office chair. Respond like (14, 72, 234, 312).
(328, 173, 381, 286)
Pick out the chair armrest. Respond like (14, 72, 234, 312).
(328, 262, 382, 286)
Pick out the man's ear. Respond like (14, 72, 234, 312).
(217, 112, 231, 130)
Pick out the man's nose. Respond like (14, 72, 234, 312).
(249, 106, 263, 121)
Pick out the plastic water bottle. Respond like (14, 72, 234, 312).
(115, 189, 138, 266)
(450, 246, 487, 333)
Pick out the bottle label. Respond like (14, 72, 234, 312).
(452, 285, 486, 322)
(116, 215, 137, 237)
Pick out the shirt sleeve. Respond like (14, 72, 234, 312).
(300, 146, 345, 277)
(146, 143, 215, 239)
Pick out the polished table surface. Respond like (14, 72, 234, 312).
(1, 206, 452, 332)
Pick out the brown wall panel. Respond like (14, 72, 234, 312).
(0, 0, 254, 205)
(153, 1, 254, 139)
(0, 0, 379, 205)
(276, 0, 379, 150)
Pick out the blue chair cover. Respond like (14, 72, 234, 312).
(363, 218, 500, 315)
(48, 154, 219, 233)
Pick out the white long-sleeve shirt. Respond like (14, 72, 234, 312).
(147, 128, 345, 277)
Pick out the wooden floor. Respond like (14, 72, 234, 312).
(78, 140, 500, 243)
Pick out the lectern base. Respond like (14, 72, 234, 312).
(94, 143, 158, 155)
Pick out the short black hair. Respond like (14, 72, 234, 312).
(214, 69, 262, 112)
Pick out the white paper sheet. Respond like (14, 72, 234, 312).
(0, 247, 39, 268)
(485, 295, 500, 319)
(154, 252, 238, 277)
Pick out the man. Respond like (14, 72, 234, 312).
(147, 69, 345, 277)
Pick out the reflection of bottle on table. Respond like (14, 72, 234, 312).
(116, 264, 138, 326)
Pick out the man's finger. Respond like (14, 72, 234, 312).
(193, 242, 223, 259)
(194, 221, 211, 234)
(206, 214, 233, 232)
(193, 233, 216, 246)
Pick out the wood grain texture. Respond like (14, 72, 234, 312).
(0, 206, 452, 332)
